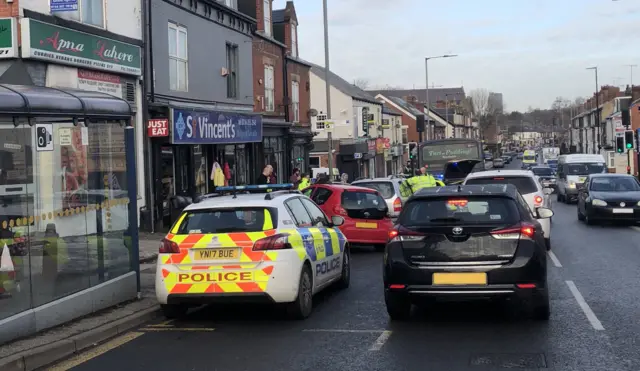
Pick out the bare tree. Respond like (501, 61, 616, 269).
(353, 78, 370, 90)
(469, 88, 491, 117)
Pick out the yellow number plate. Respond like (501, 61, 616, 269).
(432, 272, 487, 285)
(355, 222, 378, 229)
(193, 248, 239, 261)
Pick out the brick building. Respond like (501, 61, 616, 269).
(238, 0, 314, 176)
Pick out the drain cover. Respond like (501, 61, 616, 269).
(470, 353, 547, 368)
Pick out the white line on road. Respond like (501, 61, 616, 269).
(566, 280, 605, 331)
(630, 226, 640, 233)
(369, 330, 392, 351)
(548, 251, 563, 268)
(303, 329, 385, 333)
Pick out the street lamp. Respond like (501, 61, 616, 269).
(625, 64, 637, 86)
(322, 0, 333, 179)
(424, 54, 457, 140)
(586, 66, 600, 151)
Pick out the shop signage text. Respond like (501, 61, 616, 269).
(77, 69, 123, 97)
(171, 109, 263, 145)
(20, 18, 141, 75)
(0, 18, 18, 59)
(148, 119, 169, 137)
(50, 0, 79, 12)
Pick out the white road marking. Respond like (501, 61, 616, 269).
(566, 280, 605, 331)
(303, 329, 385, 333)
(369, 330, 392, 351)
(630, 226, 640, 233)
(548, 251, 562, 268)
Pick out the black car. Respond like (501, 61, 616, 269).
(530, 166, 556, 190)
(383, 184, 553, 321)
(577, 174, 640, 224)
(501, 155, 511, 164)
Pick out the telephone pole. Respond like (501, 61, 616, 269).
(322, 0, 333, 180)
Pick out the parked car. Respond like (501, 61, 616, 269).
(351, 177, 407, 219)
(303, 184, 393, 251)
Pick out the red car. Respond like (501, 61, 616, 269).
(303, 184, 393, 250)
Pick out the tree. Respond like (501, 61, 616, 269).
(353, 78, 370, 90)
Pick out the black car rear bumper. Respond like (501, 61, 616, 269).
(588, 206, 640, 222)
(383, 240, 547, 302)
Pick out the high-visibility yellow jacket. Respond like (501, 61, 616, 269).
(399, 174, 438, 197)
(298, 178, 310, 190)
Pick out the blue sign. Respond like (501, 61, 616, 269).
(171, 109, 263, 144)
(50, 0, 79, 12)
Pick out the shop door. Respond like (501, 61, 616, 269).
(174, 146, 192, 196)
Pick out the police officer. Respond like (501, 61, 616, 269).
(399, 166, 440, 197)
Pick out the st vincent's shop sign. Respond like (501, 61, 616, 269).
(171, 109, 263, 145)
(20, 18, 141, 76)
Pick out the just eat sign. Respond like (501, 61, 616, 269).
(147, 119, 169, 137)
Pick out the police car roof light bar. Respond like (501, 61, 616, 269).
(193, 193, 223, 203)
(214, 183, 296, 198)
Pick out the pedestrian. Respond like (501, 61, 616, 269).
(399, 166, 440, 197)
(298, 173, 310, 190)
(340, 173, 349, 184)
(315, 173, 330, 184)
(269, 164, 277, 184)
(290, 168, 301, 188)
(257, 165, 273, 185)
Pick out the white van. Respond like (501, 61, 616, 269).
(556, 154, 607, 203)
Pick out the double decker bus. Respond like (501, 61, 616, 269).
(420, 138, 486, 184)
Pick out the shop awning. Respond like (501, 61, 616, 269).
(0, 84, 132, 119)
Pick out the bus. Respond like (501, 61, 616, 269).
(420, 138, 486, 184)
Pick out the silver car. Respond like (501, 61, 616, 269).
(351, 177, 407, 218)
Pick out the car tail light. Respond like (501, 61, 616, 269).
(252, 233, 292, 251)
(388, 226, 425, 242)
(159, 238, 180, 254)
(517, 283, 536, 289)
(333, 205, 348, 217)
(490, 223, 535, 240)
(534, 195, 543, 206)
(393, 198, 402, 213)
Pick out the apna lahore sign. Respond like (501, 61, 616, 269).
(0, 18, 18, 59)
(20, 18, 141, 76)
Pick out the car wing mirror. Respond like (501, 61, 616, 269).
(543, 188, 553, 195)
(536, 207, 554, 219)
(331, 215, 345, 226)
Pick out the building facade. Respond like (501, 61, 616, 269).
(0, 0, 141, 343)
(145, 0, 259, 231)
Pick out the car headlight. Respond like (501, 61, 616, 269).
(637, 201, 640, 207)
(568, 181, 576, 188)
(592, 199, 607, 207)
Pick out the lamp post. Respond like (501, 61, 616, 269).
(586, 66, 599, 152)
(626, 64, 637, 86)
(425, 54, 457, 140)
(323, 0, 333, 180)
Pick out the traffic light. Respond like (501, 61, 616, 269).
(616, 136, 625, 153)
(625, 130, 634, 150)
(409, 142, 417, 159)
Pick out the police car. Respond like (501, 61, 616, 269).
(156, 184, 350, 319)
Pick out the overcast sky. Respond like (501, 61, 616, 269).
(273, 0, 640, 112)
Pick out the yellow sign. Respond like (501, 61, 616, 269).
(432, 272, 487, 285)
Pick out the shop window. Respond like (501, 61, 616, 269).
(226, 43, 239, 99)
(263, 0, 272, 36)
(264, 65, 275, 112)
(309, 156, 320, 168)
(0, 119, 133, 320)
(291, 81, 300, 122)
(81, 0, 104, 28)
(168, 23, 188, 92)
(194, 145, 208, 197)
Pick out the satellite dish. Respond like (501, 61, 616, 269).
(308, 109, 318, 117)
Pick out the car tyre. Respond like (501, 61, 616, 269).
(288, 265, 313, 320)
(585, 212, 595, 225)
(531, 287, 551, 321)
(577, 207, 585, 221)
(556, 192, 564, 203)
(161, 304, 188, 319)
(544, 238, 551, 251)
(336, 247, 350, 290)
(385, 292, 412, 321)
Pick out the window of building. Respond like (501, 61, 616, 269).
(291, 23, 298, 57)
(81, 0, 104, 28)
(309, 156, 320, 168)
(263, 0, 272, 36)
(219, 0, 236, 9)
(264, 65, 275, 111)
(291, 81, 300, 122)
(168, 23, 188, 91)
(402, 128, 408, 143)
(226, 44, 238, 99)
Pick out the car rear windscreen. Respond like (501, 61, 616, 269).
(532, 167, 554, 176)
(341, 191, 388, 219)
(353, 182, 395, 199)
(465, 176, 538, 194)
(399, 197, 520, 226)
(174, 208, 276, 234)
(524, 155, 536, 161)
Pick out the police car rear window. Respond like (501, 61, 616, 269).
(400, 197, 519, 226)
(174, 208, 277, 234)
(465, 176, 538, 194)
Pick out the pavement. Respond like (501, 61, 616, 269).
(0, 233, 163, 371)
(7, 160, 640, 370)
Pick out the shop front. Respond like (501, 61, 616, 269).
(289, 128, 315, 176)
(390, 144, 404, 175)
(375, 138, 389, 177)
(364, 140, 377, 178)
(336, 140, 368, 182)
(0, 85, 139, 344)
(149, 108, 263, 230)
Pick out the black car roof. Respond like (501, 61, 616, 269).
(412, 184, 518, 199)
(589, 173, 635, 178)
